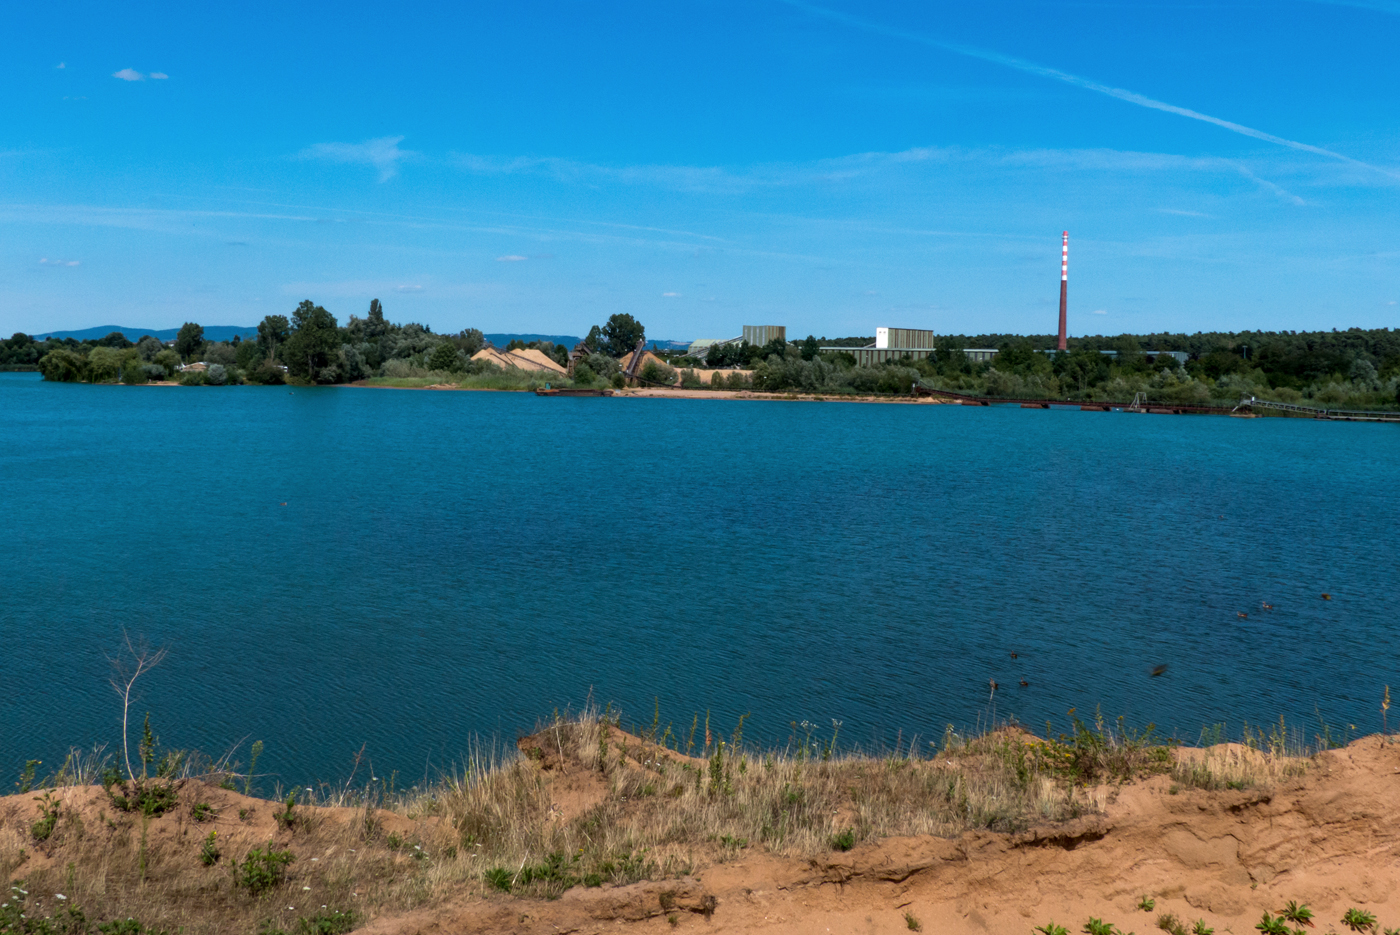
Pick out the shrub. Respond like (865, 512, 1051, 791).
(39, 348, 88, 382)
(679, 368, 702, 388)
(206, 364, 228, 386)
(121, 361, 149, 384)
(141, 364, 167, 381)
(178, 370, 205, 386)
(639, 359, 678, 385)
(611, 372, 625, 389)
(31, 792, 60, 841)
(573, 363, 597, 385)
(250, 360, 286, 385)
(200, 830, 221, 866)
(829, 829, 856, 851)
(234, 844, 295, 894)
(725, 371, 749, 390)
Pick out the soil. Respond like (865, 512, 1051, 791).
(354, 734, 1400, 935)
(5, 735, 1396, 934)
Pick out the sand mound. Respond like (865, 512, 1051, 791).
(3, 732, 1397, 934)
(355, 733, 1400, 934)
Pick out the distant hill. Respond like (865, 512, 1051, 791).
(31, 325, 258, 343)
(483, 333, 582, 348)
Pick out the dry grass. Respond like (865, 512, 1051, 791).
(0, 707, 1319, 931)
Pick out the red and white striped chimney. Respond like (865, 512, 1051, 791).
(1057, 231, 1068, 351)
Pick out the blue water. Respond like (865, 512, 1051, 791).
(2, 371, 1397, 786)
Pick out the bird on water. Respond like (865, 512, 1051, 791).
(1151, 665, 1168, 677)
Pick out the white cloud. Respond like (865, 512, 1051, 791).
(1091, 309, 1107, 315)
(496, 255, 528, 262)
(1156, 208, 1213, 218)
(112, 68, 144, 81)
(394, 284, 423, 293)
(662, 291, 680, 297)
(1389, 300, 1398, 306)
(39, 258, 80, 266)
(56, 62, 65, 69)
(299, 136, 413, 182)
(150, 72, 168, 80)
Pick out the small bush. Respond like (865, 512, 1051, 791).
(234, 844, 295, 894)
(178, 370, 205, 386)
(484, 867, 513, 892)
(1257, 913, 1291, 935)
(1158, 913, 1188, 935)
(206, 364, 229, 386)
(639, 359, 678, 385)
(1138, 896, 1157, 911)
(31, 792, 60, 841)
(200, 830, 221, 866)
(1037, 925, 1070, 935)
(829, 829, 856, 852)
(1084, 918, 1116, 935)
(192, 802, 213, 822)
(679, 368, 702, 389)
(905, 910, 922, 931)
(274, 793, 299, 831)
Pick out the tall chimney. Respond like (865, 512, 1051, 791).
(1057, 231, 1068, 351)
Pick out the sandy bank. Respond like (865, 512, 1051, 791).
(4, 730, 1398, 934)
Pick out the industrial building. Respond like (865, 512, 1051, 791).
(822, 327, 939, 366)
(742, 325, 786, 346)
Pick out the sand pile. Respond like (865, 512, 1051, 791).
(3, 731, 1396, 934)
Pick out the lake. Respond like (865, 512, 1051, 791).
(2, 371, 1396, 788)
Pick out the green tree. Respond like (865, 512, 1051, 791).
(175, 323, 205, 361)
(365, 298, 388, 338)
(135, 334, 164, 361)
(86, 346, 123, 382)
(257, 315, 291, 361)
(601, 314, 645, 357)
(584, 324, 604, 352)
(99, 330, 134, 348)
(38, 348, 87, 382)
(801, 335, 820, 361)
(428, 341, 459, 371)
(283, 301, 342, 382)
(152, 349, 181, 378)
(235, 339, 263, 372)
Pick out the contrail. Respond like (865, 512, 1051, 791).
(781, 0, 1397, 179)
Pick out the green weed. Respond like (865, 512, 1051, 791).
(1084, 918, 1116, 935)
(1342, 909, 1377, 933)
(1279, 902, 1313, 927)
(829, 829, 856, 852)
(200, 830, 220, 866)
(1036, 925, 1070, 935)
(191, 801, 213, 822)
(1158, 914, 1188, 935)
(1257, 913, 1292, 935)
(904, 910, 922, 931)
(1138, 897, 1156, 912)
(1192, 920, 1214, 935)
(234, 844, 295, 894)
(31, 792, 60, 842)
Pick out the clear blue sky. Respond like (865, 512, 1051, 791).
(3, 0, 1398, 340)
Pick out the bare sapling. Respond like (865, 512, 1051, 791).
(109, 632, 168, 783)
